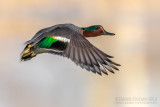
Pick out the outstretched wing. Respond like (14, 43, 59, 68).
(63, 32, 120, 75)
(25, 24, 78, 46)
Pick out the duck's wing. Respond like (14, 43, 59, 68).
(25, 26, 56, 45)
(62, 32, 120, 75)
(25, 24, 77, 46)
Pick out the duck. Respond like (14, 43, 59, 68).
(21, 23, 120, 75)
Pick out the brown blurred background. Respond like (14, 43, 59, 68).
(0, 0, 160, 107)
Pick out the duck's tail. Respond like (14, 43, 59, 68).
(20, 44, 36, 61)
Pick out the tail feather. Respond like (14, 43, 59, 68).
(21, 44, 36, 61)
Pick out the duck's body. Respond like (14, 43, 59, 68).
(21, 23, 120, 75)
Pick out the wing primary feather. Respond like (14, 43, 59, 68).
(94, 46, 114, 58)
(89, 67, 96, 74)
(92, 47, 121, 67)
(105, 59, 121, 66)
(80, 42, 92, 66)
(83, 64, 90, 71)
(73, 40, 87, 65)
(93, 47, 109, 60)
(79, 64, 90, 72)
(93, 47, 114, 58)
(75, 41, 83, 65)
(93, 65, 101, 75)
(92, 47, 120, 70)
(79, 63, 84, 69)
(103, 64, 114, 73)
(96, 71, 102, 75)
(75, 41, 91, 71)
(100, 67, 108, 75)
(83, 47, 99, 67)
(79, 48, 86, 65)
(105, 61, 119, 71)
(77, 42, 101, 75)
(97, 62, 108, 75)
(90, 47, 106, 64)
(81, 42, 100, 67)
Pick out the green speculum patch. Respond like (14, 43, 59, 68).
(37, 37, 58, 48)
(84, 26, 99, 31)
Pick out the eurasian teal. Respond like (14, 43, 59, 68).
(21, 24, 120, 75)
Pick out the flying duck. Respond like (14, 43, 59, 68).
(21, 24, 120, 75)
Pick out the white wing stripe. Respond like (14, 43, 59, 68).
(54, 36, 70, 42)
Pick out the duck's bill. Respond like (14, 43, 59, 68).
(103, 30, 115, 36)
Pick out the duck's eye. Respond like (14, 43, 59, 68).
(82, 26, 100, 31)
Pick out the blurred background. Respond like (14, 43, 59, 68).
(0, 0, 160, 107)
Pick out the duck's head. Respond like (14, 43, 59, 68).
(81, 25, 115, 37)
(21, 44, 36, 61)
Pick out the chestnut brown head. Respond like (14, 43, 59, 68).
(81, 25, 115, 37)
